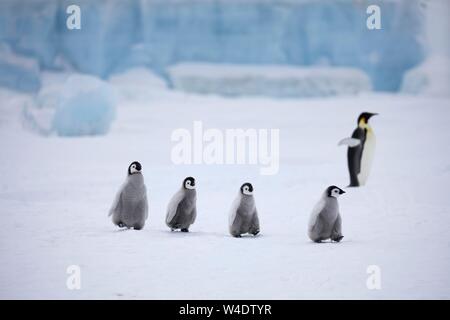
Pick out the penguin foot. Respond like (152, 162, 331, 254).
(118, 222, 125, 228)
(252, 230, 260, 236)
(233, 234, 242, 238)
(332, 236, 344, 242)
(181, 228, 189, 232)
(314, 239, 322, 243)
(134, 226, 143, 230)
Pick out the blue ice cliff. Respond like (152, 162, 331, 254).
(0, 0, 426, 93)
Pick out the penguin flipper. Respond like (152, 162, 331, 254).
(228, 193, 242, 228)
(135, 196, 148, 223)
(111, 195, 125, 226)
(109, 180, 128, 217)
(169, 199, 190, 229)
(190, 206, 197, 225)
(331, 214, 343, 241)
(143, 187, 149, 220)
(308, 198, 325, 230)
(308, 198, 327, 242)
(309, 215, 326, 242)
(347, 127, 366, 186)
(229, 206, 245, 237)
(249, 209, 260, 235)
(109, 189, 123, 217)
(338, 137, 361, 147)
(166, 189, 185, 226)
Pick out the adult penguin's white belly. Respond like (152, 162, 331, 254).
(358, 129, 376, 186)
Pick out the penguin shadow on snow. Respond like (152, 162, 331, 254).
(113, 227, 136, 233)
(303, 238, 363, 250)
(227, 233, 262, 239)
(306, 239, 350, 245)
(159, 229, 227, 239)
(98, 226, 140, 234)
(107, 226, 152, 235)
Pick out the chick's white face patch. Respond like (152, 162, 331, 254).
(242, 186, 253, 195)
(185, 180, 195, 190)
(130, 164, 139, 174)
(331, 188, 341, 198)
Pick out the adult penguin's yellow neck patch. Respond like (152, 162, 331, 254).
(359, 118, 368, 128)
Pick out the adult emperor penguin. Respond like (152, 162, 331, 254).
(229, 183, 260, 238)
(109, 161, 148, 230)
(308, 185, 345, 243)
(339, 112, 378, 187)
(166, 177, 197, 232)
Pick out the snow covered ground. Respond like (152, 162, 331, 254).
(0, 85, 449, 299)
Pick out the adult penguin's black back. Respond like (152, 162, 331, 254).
(346, 112, 378, 187)
(348, 126, 366, 187)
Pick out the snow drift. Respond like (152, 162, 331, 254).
(108, 68, 168, 102)
(24, 74, 117, 136)
(51, 75, 117, 136)
(401, 0, 450, 97)
(401, 56, 450, 97)
(168, 63, 372, 98)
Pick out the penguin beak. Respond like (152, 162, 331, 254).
(339, 190, 346, 195)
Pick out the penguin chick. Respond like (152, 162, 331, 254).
(308, 185, 345, 243)
(109, 161, 148, 230)
(229, 183, 260, 238)
(166, 177, 197, 232)
(338, 112, 378, 187)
